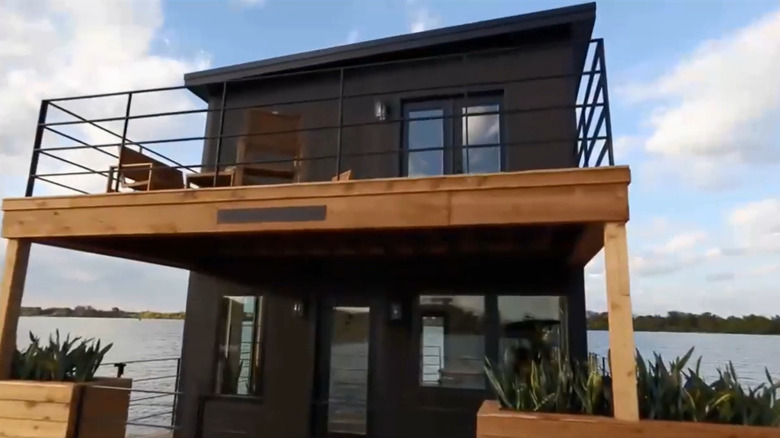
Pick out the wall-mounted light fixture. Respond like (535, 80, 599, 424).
(374, 99, 388, 121)
(293, 300, 306, 319)
(389, 302, 403, 321)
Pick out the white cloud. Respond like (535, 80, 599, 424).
(655, 231, 707, 254)
(726, 198, 780, 254)
(407, 2, 440, 33)
(622, 6, 780, 188)
(347, 29, 360, 44)
(0, 0, 209, 194)
(0, 0, 207, 310)
(234, 0, 267, 8)
(613, 135, 641, 163)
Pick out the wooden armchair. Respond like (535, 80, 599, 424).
(107, 147, 184, 192)
(186, 110, 302, 188)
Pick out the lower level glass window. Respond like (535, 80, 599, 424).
(215, 296, 264, 396)
(419, 295, 485, 389)
(498, 296, 564, 365)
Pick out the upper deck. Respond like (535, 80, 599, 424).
(1, 36, 620, 270)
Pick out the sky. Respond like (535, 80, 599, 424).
(1, 0, 780, 315)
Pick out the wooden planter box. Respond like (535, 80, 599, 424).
(477, 400, 780, 438)
(0, 377, 132, 438)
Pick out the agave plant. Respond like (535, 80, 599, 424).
(11, 330, 113, 382)
(484, 348, 611, 416)
(485, 346, 780, 427)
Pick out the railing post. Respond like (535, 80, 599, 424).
(172, 357, 181, 427)
(114, 362, 126, 378)
(214, 82, 228, 186)
(25, 101, 49, 197)
(462, 54, 470, 175)
(116, 93, 133, 192)
(576, 40, 601, 168)
(335, 69, 345, 179)
(597, 40, 615, 166)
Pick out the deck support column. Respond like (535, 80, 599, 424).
(0, 239, 31, 379)
(603, 222, 639, 421)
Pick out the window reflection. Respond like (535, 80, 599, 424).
(407, 109, 444, 177)
(216, 296, 263, 396)
(419, 295, 485, 389)
(462, 104, 501, 174)
(498, 296, 563, 366)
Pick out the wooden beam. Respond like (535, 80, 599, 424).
(3, 175, 630, 239)
(569, 223, 605, 265)
(0, 239, 31, 379)
(603, 222, 639, 421)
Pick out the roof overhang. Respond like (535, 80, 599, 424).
(183, 2, 597, 101)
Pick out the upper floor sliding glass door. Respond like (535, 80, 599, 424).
(403, 95, 504, 177)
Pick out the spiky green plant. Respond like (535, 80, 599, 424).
(485, 346, 780, 427)
(11, 330, 113, 382)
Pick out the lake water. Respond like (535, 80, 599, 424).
(14, 317, 780, 435)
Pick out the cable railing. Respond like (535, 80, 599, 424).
(96, 357, 181, 437)
(79, 349, 610, 437)
(24, 38, 613, 197)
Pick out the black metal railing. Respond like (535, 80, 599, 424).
(23, 39, 613, 197)
(97, 357, 182, 436)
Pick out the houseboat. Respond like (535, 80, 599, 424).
(0, 3, 638, 438)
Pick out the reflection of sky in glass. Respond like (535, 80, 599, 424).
(407, 109, 444, 176)
(462, 104, 501, 174)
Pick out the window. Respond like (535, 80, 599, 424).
(462, 104, 501, 174)
(216, 296, 264, 396)
(404, 96, 502, 177)
(498, 296, 564, 365)
(419, 295, 485, 389)
(407, 109, 446, 177)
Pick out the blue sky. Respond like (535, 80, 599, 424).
(1, 0, 780, 315)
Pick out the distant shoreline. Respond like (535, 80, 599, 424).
(20, 306, 184, 320)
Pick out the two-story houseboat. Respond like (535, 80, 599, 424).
(0, 3, 638, 438)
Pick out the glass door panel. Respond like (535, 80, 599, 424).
(327, 306, 370, 436)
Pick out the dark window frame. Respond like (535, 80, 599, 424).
(213, 294, 268, 399)
(401, 92, 506, 177)
(415, 294, 491, 392)
(414, 292, 567, 392)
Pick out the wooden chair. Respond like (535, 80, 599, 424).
(331, 170, 352, 181)
(186, 110, 302, 188)
(107, 147, 184, 192)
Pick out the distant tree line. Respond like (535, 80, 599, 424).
(587, 311, 780, 335)
(20, 306, 185, 320)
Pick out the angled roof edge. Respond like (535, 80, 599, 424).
(184, 2, 596, 97)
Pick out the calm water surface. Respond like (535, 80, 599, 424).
(15, 318, 780, 435)
(17, 317, 182, 436)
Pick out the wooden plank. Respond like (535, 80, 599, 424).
(0, 400, 70, 422)
(77, 378, 131, 438)
(603, 222, 639, 421)
(2, 166, 631, 211)
(449, 183, 627, 226)
(0, 381, 75, 404)
(2, 182, 629, 239)
(0, 418, 69, 438)
(477, 401, 780, 438)
(0, 239, 31, 379)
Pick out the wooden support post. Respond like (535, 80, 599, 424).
(603, 222, 639, 421)
(0, 239, 31, 379)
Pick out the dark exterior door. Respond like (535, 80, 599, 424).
(313, 296, 375, 438)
